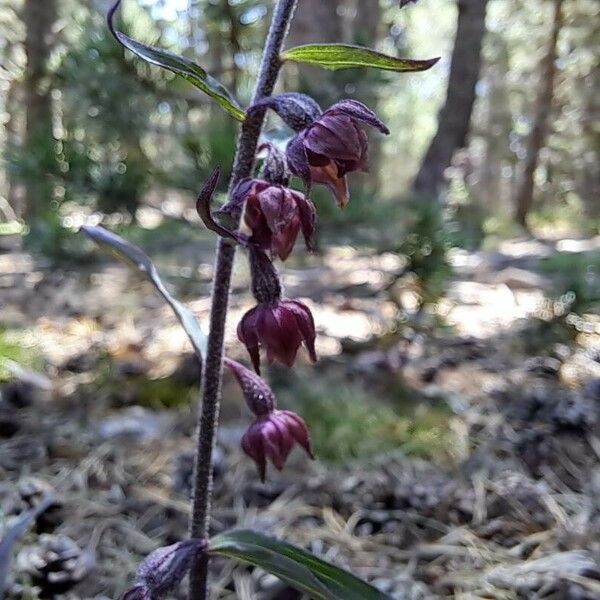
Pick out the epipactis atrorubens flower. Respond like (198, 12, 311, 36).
(224, 358, 314, 480)
(238, 298, 317, 372)
(237, 247, 317, 373)
(220, 178, 316, 261)
(250, 93, 389, 208)
(287, 98, 389, 208)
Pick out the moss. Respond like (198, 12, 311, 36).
(0, 326, 41, 382)
(134, 376, 195, 409)
(89, 353, 196, 409)
(278, 374, 455, 463)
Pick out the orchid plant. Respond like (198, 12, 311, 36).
(81, 1, 438, 598)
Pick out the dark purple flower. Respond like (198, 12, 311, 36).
(286, 99, 389, 207)
(223, 358, 315, 479)
(237, 298, 317, 373)
(242, 409, 315, 481)
(222, 179, 316, 261)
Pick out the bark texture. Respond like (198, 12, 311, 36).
(412, 0, 489, 197)
(22, 0, 57, 221)
(514, 0, 564, 227)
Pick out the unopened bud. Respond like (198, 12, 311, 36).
(132, 539, 206, 598)
(258, 143, 290, 186)
(248, 93, 322, 132)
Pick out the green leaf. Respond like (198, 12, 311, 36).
(281, 44, 440, 73)
(208, 530, 391, 600)
(108, 0, 245, 121)
(80, 225, 207, 359)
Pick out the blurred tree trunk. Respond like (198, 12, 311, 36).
(578, 35, 600, 219)
(514, 0, 564, 228)
(4, 79, 22, 216)
(222, 0, 241, 95)
(286, 0, 344, 106)
(474, 30, 512, 212)
(287, 0, 384, 195)
(412, 0, 489, 197)
(349, 0, 384, 198)
(22, 0, 57, 221)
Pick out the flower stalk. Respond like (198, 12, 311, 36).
(187, 1, 298, 598)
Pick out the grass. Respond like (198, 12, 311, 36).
(0, 326, 41, 382)
(540, 250, 600, 312)
(89, 353, 197, 409)
(278, 373, 456, 463)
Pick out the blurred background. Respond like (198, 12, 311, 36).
(1, 0, 599, 598)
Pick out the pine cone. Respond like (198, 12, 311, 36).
(17, 534, 90, 596)
(17, 477, 63, 532)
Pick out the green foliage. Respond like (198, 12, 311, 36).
(280, 373, 454, 462)
(24, 211, 80, 261)
(397, 197, 453, 306)
(282, 43, 439, 73)
(81, 225, 208, 358)
(57, 11, 155, 216)
(108, 0, 244, 120)
(0, 327, 40, 383)
(208, 529, 391, 600)
(540, 251, 600, 312)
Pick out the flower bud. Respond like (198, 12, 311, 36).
(131, 539, 206, 598)
(248, 93, 322, 132)
(242, 409, 315, 481)
(223, 357, 274, 416)
(258, 143, 290, 186)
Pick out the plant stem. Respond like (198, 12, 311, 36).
(188, 1, 297, 598)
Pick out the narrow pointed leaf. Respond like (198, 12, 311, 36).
(281, 44, 439, 73)
(80, 225, 207, 359)
(108, 0, 245, 121)
(208, 530, 391, 600)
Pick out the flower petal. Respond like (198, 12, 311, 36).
(304, 114, 362, 161)
(237, 307, 262, 373)
(286, 135, 312, 192)
(293, 192, 317, 251)
(285, 300, 317, 363)
(309, 162, 350, 208)
(328, 99, 390, 134)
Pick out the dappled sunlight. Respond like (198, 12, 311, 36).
(1, 0, 599, 597)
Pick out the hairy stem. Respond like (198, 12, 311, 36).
(188, 1, 297, 598)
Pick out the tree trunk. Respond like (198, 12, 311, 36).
(22, 0, 57, 222)
(286, 0, 344, 105)
(514, 0, 564, 228)
(287, 0, 383, 195)
(412, 0, 489, 197)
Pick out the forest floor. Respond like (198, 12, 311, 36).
(1, 227, 600, 599)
